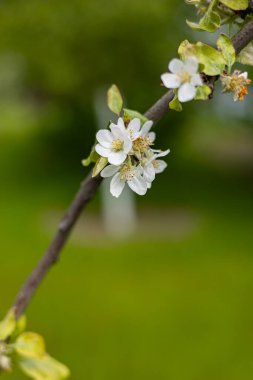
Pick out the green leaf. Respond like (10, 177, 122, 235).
(169, 95, 182, 112)
(178, 40, 226, 76)
(217, 34, 235, 72)
(194, 84, 212, 100)
(14, 332, 46, 359)
(11, 315, 27, 340)
(220, 0, 248, 10)
(186, 0, 221, 33)
(92, 157, 108, 177)
(123, 108, 148, 125)
(0, 309, 16, 341)
(107, 85, 123, 116)
(19, 354, 70, 380)
(82, 147, 99, 167)
(236, 41, 253, 66)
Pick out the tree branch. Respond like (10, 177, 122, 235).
(12, 18, 253, 320)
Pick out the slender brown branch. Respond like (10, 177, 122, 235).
(233, 19, 253, 55)
(12, 18, 253, 320)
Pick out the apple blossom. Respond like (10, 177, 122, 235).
(161, 57, 202, 102)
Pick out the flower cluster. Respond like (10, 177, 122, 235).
(161, 57, 202, 103)
(95, 117, 170, 198)
(221, 70, 251, 102)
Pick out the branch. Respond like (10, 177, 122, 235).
(12, 18, 253, 320)
(232, 18, 253, 54)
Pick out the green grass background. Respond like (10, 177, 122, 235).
(1, 129, 253, 380)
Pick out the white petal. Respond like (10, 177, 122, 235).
(143, 163, 156, 183)
(96, 129, 113, 148)
(101, 165, 119, 178)
(239, 72, 248, 79)
(95, 144, 110, 157)
(154, 160, 167, 174)
(140, 120, 153, 137)
(154, 149, 170, 159)
(161, 73, 181, 89)
(117, 118, 126, 132)
(148, 132, 156, 143)
(122, 136, 132, 154)
(127, 175, 147, 196)
(127, 118, 141, 140)
(178, 83, 196, 102)
(184, 57, 199, 74)
(110, 173, 125, 198)
(147, 182, 152, 189)
(169, 58, 185, 74)
(191, 74, 202, 86)
(108, 151, 127, 165)
(110, 125, 123, 139)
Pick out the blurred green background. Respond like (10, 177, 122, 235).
(1, 0, 253, 379)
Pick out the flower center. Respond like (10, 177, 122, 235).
(112, 139, 124, 152)
(179, 71, 191, 83)
(133, 136, 152, 153)
(120, 165, 135, 181)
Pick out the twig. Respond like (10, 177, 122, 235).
(12, 18, 253, 320)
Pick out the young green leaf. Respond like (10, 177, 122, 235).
(169, 96, 182, 112)
(0, 309, 16, 341)
(107, 85, 123, 116)
(19, 354, 70, 380)
(194, 85, 212, 100)
(179, 40, 226, 76)
(123, 108, 148, 124)
(92, 157, 108, 177)
(219, 0, 248, 10)
(82, 147, 99, 167)
(14, 332, 46, 359)
(217, 34, 235, 72)
(186, 0, 221, 33)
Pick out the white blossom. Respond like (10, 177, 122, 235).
(101, 163, 147, 198)
(161, 57, 202, 102)
(95, 118, 132, 165)
(142, 149, 170, 187)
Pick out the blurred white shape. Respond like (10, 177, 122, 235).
(94, 87, 137, 238)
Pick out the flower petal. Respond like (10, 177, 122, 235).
(127, 175, 147, 196)
(143, 163, 156, 183)
(190, 74, 202, 87)
(96, 129, 113, 148)
(95, 144, 110, 157)
(141, 120, 153, 137)
(178, 83, 196, 102)
(148, 132, 156, 143)
(117, 118, 126, 132)
(184, 57, 199, 74)
(101, 165, 119, 178)
(169, 59, 185, 74)
(122, 136, 133, 154)
(110, 125, 123, 139)
(154, 149, 170, 159)
(154, 160, 167, 174)
(127, 118, 141, 140)
(161, 73, 181, 89)
(108, 151, 127, 165)
(110, 173, 125, 198)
